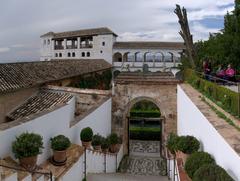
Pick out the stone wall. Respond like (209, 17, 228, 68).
(112, 83, 177, 154)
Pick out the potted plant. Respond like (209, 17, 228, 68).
(101, 137, 110, 153)
(12, 132, 43, 170)
(166, 133, 180, 156)
(92, 134, 103, 151)
(176, 135, 200, 165)
(80, 127, 93, 148)
(108, 133, 119, 153)
(51, 135, 71, 164)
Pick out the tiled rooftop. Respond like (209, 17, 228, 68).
(0, 59, 112, 93)
(7, 90, 73, 122)
(45, 85, 111, 127)
(113, 41, 185, 50)
(41, 27, 117, 39)
(115, 72, 181, 85)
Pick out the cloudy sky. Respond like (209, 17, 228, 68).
(0, 0, 234, 62)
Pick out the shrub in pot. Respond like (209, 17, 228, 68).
(166, 133, 180, 155)
(51, 135, 71, 164)
(193, 164, 234, 181)
(12, 132, 43, 170)
(176, 135, 200, 164)
(108, 133, 119, 153)
(185, 151, 215, 178)
(101, 137, 110, 153)
(80, 127, 93, 148)
(92, 134, 103, 151)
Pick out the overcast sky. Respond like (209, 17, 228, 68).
(0, 0, 234, 62)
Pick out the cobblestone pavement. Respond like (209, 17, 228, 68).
(119, 140, 167, 176)
(121, 155, 167, 176)
(129, 140, 160, 157)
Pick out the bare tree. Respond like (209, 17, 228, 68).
(175, 4, 196, 68)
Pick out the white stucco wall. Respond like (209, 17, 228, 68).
(0, 97, 112, 165)
(40, 34, 115, 64)
(60, 156, 84, 181)
(177, 85, 240, 180)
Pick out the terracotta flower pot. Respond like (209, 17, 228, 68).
(82, 141, 91, 149)
(109, 144, 119, 153)
(19, 156, 37, 171)
(53, 150, 67, 163)
(176, 151, 189, 166)
(93, 145, 101, 151)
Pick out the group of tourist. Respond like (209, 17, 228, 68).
(203, 60, 236, 82)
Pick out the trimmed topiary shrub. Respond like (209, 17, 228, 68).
(166, 133, 180, 154)
(51, 135, 71, 151)
(80, 127, 93, 142)
(101, 137, 110, 149)
(177, 135, 200, 154)
(108, 133, 118, 145)
(12, 132, 44, 159)
(185, 151, 215, 178)
(193, 164, 234, 181)
(92, 134, 103, 146)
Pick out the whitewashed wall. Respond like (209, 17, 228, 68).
(0, 97, 112, 164)
(86, 144, 123, 174)
(177, 85, 240, 180)
(60, 156, 84, 181)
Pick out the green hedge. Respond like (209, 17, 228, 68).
(193, 164, 233, 181)
(130, 110, 161, 118)
(185, 151, 215, 178)
(184, 69, 239, 117)
(129, 127, 161, 140)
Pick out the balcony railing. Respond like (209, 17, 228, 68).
(66, 45, 78, 49)
(80, 44, 93, 48)
(54, 45, 64, 50)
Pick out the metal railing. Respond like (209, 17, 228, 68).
(0, 163, 53, 181)
(188, 70, 240, 118)
(54, 45, 64, 50)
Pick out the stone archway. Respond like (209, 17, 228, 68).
(126, 97, 164, 155)
(112, 73, 179, 155)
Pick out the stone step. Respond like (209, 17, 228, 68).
(0, 157, 30, 181)
(39, 144, 84, 180)
(87, 173, 169, 181)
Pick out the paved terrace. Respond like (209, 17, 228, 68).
(180, 83, 240, 155)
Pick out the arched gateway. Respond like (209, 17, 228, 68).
(112, 72, 180, 155)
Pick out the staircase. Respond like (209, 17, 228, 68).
(87, 140, 169, 181)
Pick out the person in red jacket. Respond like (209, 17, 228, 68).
(225, 64, 236, 81)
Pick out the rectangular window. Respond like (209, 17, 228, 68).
(102, 42, 105, 46)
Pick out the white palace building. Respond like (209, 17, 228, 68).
(40, 27, 185, 72)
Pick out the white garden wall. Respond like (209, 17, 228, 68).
(177, 85, 240, 180)
(0, 97, 112, 165)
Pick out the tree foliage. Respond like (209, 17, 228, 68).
(195, 1, 240, 71)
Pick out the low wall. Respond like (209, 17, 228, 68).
(0, 97, 112, 165)
(177, 85, 240, 180)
